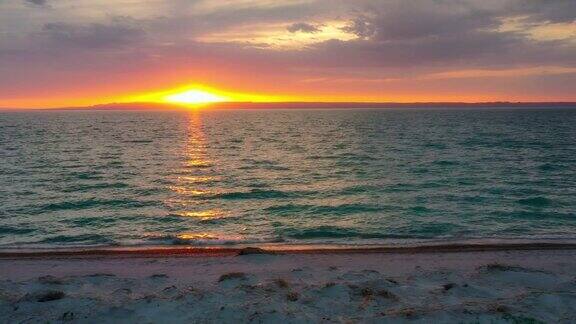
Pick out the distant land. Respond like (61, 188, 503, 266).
(59, 101, 576, 110)
(3, 102, 576, 111)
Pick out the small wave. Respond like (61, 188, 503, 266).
(98, 153, 122, 159)
(133, 187, 168, 196)
(0, 226, 36, 235)
(306, 155, 340, 160)
(410, 167, 430, 174)
(65, 171, 104, 180)
(433, 160, 459, 166)
(39, 198, 156, 212)
(239, 164, 290, 171)
(412, 222, 469, 236)
(334, 160, 373, 167)
(283, 226, 392, 240)
(517, 197, 553, 207)
(59, 182, 129, 192)
(102, 161, 123, 167)
(73, 173, 103, 179)
(40, 234, 116, 245)
(283, 222, 470, 241)
(491, 210, 573, 220)
(265, 203, 388, 216)
(538, 163, 566, 172)
(410, 206, 432, 213)
(422, 143, 447, 149)
(338, 153, 378, 161)
(238, 159, 290, 171)
(214, 189, 304, 200)
(265, 204, 312, 214)
(123, 139, 154, 143)
(144, 233, 265, 246)
(241, 159, 276, 165)
(382, 183, 417, 193)
(338, 185, 380, 195)
(63, 215, 140, 227)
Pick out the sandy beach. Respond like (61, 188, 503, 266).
(2, 245, 576, 323)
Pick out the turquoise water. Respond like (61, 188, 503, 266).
(1, 108, 575, 248)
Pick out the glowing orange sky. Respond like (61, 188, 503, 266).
(1, 0, 575, 108)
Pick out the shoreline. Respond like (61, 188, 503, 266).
(2, 241, 576, 259)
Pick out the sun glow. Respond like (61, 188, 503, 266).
(119, 84, 289, 107)
(165, 89, 227, 104)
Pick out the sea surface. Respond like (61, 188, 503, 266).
(1, 108, 575, 249)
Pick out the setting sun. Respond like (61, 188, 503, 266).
(165, 89, 227, 104)
(118, 84, 286, 107)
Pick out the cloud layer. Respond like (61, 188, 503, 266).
(1, 0, 575, 107)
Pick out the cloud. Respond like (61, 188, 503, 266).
(339, 1, 501, 42)
(39, 17, 146, 49)
(340, 16, 375, 39)
(5, 0, 575, 69)
(25, 0, 47, 6)
(287, 22, 321, 33)
(305, 0, 576, 70)
(510, 0, 576, 23)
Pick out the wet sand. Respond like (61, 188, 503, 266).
(2, 241, 576, 258)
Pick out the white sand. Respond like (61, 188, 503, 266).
(2, 249, 576, 323)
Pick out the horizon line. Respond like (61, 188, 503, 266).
(3, 100, 576, 110)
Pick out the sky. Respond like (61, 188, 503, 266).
(1, 0, 575, 108)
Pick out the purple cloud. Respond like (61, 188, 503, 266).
(287, 22, 321, 33)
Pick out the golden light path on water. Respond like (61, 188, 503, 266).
(165, 112, 230, 242)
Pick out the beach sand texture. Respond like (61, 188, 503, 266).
(2, 248, 576, 323)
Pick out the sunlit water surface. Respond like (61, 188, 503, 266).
(1, 108, 575, 248)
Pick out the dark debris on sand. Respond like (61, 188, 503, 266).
(238, 247, 270, 255)
(218, 272, 247, 282)
(35, 290, 65, 302)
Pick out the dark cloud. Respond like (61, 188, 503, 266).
(317, 0, 576, 70)
(341, 1, 500, 42)
(341, 16, 375, 39)
(287, 22, 321, 33)
(510, 0, 576, 23)
(9, 0, 576, 69)
(173, 2, 324, 36)
(40, 17, 145, 49)
(25, 0, 47, 6)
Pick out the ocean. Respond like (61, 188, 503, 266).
(1, 108, 575, 249)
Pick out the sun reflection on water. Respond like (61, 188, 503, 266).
(177, 175, 220, 183)
(175, 210, 229, 220)
(176, 233, 218, 241)
(166, 112, 226, 229)
(183, 114, 212, 169)
(184, 160, 213, 168)
(169, 186, 212, 197)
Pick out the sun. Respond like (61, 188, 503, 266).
(123, 84, 285, 106)
(164, 89, 227, 104)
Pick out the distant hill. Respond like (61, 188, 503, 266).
(50, 101, 576, 110)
